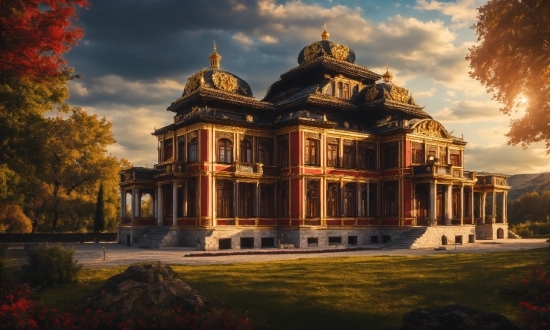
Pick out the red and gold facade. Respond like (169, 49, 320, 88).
(119, 28, 509, 249)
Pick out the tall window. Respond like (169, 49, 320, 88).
(260, 184, 274, 217)
(343, 144, 355, 168)
(188, 137, 198, 162)
(452, 189, 460, 218)
(450, 152, 461, 166)
(383, 181, 398, 216)
(177, 136, 185, 161)
(359, 144, 376, 170)
(369, 183, 378, 216)
(240, 140, 253, 163)
(216, 180, 232, 218)
(337, 82, 343, 98)
(279, 181, 289, 217)
(187, 179, 197, 217)
(163, 138, 173, 162)
(381, 142, 398, 169)
(326, 184, 339, 217)
(412, 142, 424, 164)
(218, 139, 233, 164)
(305, 138, 319, 166)
(306, 181, 320, 218)
(327, 142, 338, 167)
(258, 142, 272, 165)
(238, 183, 255, 217)
(278, 139, 289, 167)
(344, 183, 356, 217)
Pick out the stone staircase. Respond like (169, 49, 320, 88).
(385, 227, 428, 249)
(134, 227, 172, 249)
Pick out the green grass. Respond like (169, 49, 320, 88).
(9, 247, 549, 330)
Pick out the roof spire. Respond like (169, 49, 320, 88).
(382, 64, 393, 83)
(209, 41, 222, 69)
(321, 23, 330, 40)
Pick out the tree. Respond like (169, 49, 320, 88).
(467, 0, 550, 151)
(94, 183, 105, 233)
(0, 0, 90, 81)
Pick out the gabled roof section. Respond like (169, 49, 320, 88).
(167, 87, 273, 113)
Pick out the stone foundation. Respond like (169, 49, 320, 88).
(410, 226, 477, 248)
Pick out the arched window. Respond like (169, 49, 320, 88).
(218, 139, 233, 164)
(240, 140, 253, 163)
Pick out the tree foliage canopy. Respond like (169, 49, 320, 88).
(0, 0, 89, 80)
(1, 1, 125, 233)
(467, 0, 550, 151)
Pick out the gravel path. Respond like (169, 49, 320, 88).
(57, 238, 549, 269)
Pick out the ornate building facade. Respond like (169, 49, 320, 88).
(118, 28, 510, 250)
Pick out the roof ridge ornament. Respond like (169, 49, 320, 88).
(209, 41, 222, 69)
(321, 23, 329, 40)
(382, 65, 393, 83)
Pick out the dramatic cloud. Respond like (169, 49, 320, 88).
(415, 0, 482, 28)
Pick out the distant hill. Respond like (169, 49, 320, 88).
(507, 172, 550, 200)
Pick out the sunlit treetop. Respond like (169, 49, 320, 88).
(0, 0, 90, 81)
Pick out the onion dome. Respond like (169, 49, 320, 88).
(181, 42, 253, 98)
(365, 66, 419, 106)
(297, 25, 356, 65)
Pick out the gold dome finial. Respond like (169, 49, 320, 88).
(209, 41, 222, 69)
(382, 65, 393, 83)
(321, 23, 329, 40)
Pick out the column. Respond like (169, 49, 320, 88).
(445, 185, 452, 225)
(134, 189, 140, 218)
(340, 180, 345, 222)
(356, 182, 361, 218)
(120, 188, 125, 221)
(234, 180, 239, 218)
(157, 185, 163, 226)
(256, 182, 260, 219)
(503, 192, 507, 223)
(411, 183, 416, 226)
(131, 188, 136, 224)
(172, 182, 177, 226)
(491, 190, 497, 223)
(459, 185, 464, 225)
(470, 188, 474, 224)
(481, 192, 486, 224)
(183, 181, 188, 217)
(429, 181, 436, 226)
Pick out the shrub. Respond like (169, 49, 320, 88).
(21, 243, 81, 288)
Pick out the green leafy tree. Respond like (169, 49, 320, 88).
(467, 0, 550, 150)
(94, 183, 105, 232)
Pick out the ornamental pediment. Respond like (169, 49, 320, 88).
(412, 120, 453, 139)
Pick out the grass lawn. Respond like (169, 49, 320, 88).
(25, 247, 549, 330)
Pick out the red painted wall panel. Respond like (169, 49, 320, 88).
(404, 179, 412, 217)
(238, 219, 256, 226)
(326, 220, 340, 226)
(290, 131, 301, 167)
(290, 177, 301, 220)
(405, 140, 411, 167)
(258, 219, 277, 226)
(200, 176, 210, 217)
(200, 129, 209, 162)
(304, 168, 323, 175)
(343, 220, 355, 226)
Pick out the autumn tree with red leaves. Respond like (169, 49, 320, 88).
(0, 1, 124, 233)
(0, 0, 89, 81)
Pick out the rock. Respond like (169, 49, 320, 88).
(401, 304, 519, 330)
(87, 262, 208, 316)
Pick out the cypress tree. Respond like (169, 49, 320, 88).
(94, 183, 105, 232)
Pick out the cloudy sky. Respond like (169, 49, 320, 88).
(64, 0, 550, 175)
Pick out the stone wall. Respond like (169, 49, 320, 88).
(410, 226, 476, 248)
(117, 227, 151, 245)
(475, 223, 509, 240)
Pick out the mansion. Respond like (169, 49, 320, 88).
(118, 27, 510, 250)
